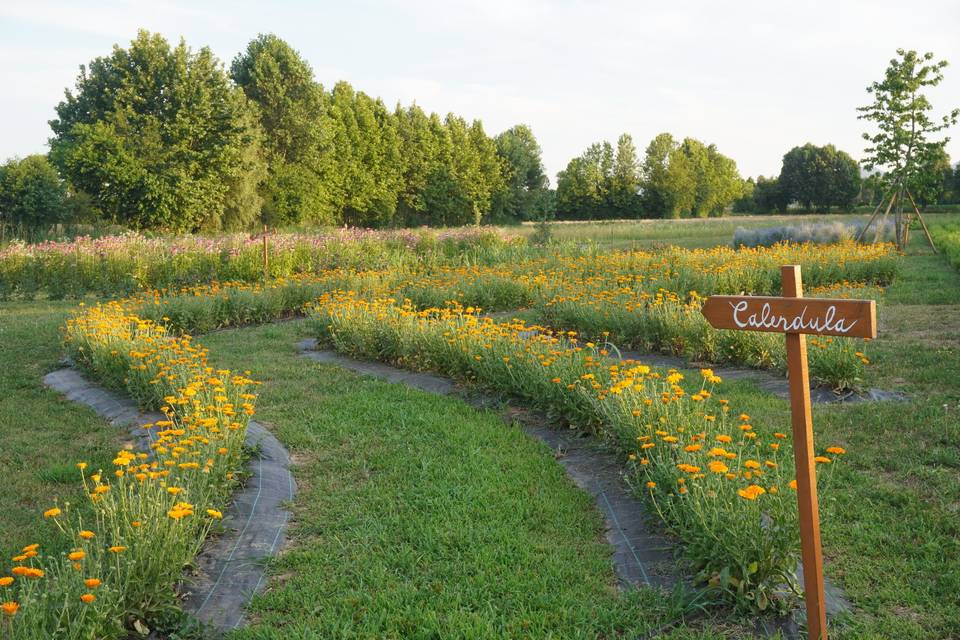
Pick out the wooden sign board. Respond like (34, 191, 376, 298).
(701, 296, 876, 339)
(700, 265, 877, 640)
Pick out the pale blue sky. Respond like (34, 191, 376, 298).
(2, 0, 959, 182)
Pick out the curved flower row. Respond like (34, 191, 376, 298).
(307, 293, 848, 613)
(0, 302, 258, 639)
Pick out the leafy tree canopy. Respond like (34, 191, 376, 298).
(49, 30, 266, 232)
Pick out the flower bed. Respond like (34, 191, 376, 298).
(0, 302, 258, 638)
(0, 227, 523, 299)
(307, 294, 847, 613)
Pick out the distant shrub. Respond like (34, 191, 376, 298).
(733, 221, 894, 248)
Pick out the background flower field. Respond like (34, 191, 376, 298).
(0, 214, 958, 638)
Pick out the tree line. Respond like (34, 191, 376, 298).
(4, 31, 551, 233)
(3, 35, 959, 234)
(556, 133, 749, 219)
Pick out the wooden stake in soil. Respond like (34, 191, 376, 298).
(701, 265, 877, 640)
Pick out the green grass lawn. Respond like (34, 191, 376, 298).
(1, 215, 958, 638)
(0, 301, 123, 559)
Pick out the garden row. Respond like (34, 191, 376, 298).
(0, 303, 258, 639)
(306, 293, 850, 613)
(124, 241, 896, 390)
(0, 228, 526, 299)
(0, 228, 899, 302)
(931, 222, 960, 273)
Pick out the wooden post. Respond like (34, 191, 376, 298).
(781, 265, 828, 640)
(905, 188, 938, 253)
(701, 275, 878, 640)
(855, 188, 894, 244)
(262, 224, 269, 281)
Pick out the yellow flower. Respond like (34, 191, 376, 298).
(207, 509, 223, 519)
(108, 546, 127, 554)
(789, 479, 798, 490)
(0, 577, 13, 587)
(708, 461, 729, 474)
(738, 485, 766, 501)
(715, 434, 732, 443)
(79, 530, 95, 540)
(814, 456, 832, 464)
(744, 460, 761, 470)
(826, 446, 847, 455)
(646, 481, 656, 489)
(43, 507, 61, 518)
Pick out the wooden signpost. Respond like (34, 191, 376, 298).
(701, 265, 877, 640)
(250, 224, 274, 281)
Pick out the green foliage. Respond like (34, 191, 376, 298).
(327, 82, 403, 227)
(778, 144, 861, 211)
(489, 124, 551, 222)
(556, 136, 642, 219)
(858, 49, 959, 193)
(0, 155, 67, 229)
(639, 133, 747, 218)
(49, 30, 266, 232)
(230, 33, 332, 226)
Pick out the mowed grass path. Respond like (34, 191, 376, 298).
(199, 321, 702, 639)
(0, 301, 122, 558)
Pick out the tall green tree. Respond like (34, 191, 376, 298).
(231, 34, 332, 225)
(49, 30, 266, 232)
(609, 133, 641, 217)
(639, 134, 745, 218)
(639, 132, 677, 217)
(0, 155, 67, 229)
(556, 142, 614, 219)
(394, 104, 441, 225)
(490, 124, 549, 222)
(326, 82, 403, 227)
(778, 144, 861, 211)
(858, 49, 959, 196)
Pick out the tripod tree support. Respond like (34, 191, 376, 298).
(702, 265, 878, 640)
(855, 182, 937, 252)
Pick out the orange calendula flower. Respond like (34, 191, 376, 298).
(826, 446, 847, 455)
(646, 481, 656, 489)
(80, 593, 96, 604)
(738, 485, 766, 501)
(715, 434, 732, 443)
(814, 456, 832, 464)
(84, 578, 101, 589)
(1, 601, 18, 617)
(78, 530, 95, 539)
(0, 577, 13, 587)
(708, 461, 729, 474)
(108, 546, 127, 554)
(43, 507, 61, 518)
(789, 479, 798, 490)
(68, 551, 85, 561)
